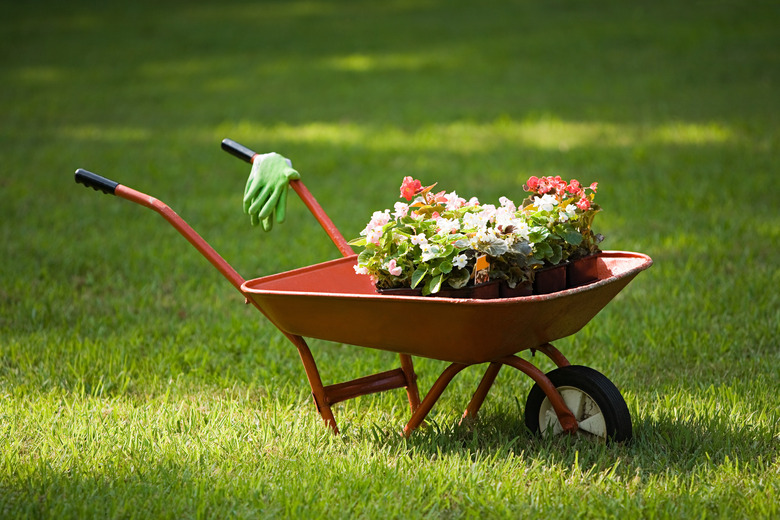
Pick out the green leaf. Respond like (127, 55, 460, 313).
(549, 243, 563, 265)
(411, 267, 427, 288)
(439, 260, 453, 274)
(424, 273, 443, 295)
(534, 241, 552, 260)
(447, 268, 470, 289)
(560, 227, 583, 246)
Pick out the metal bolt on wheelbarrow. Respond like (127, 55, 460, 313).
(75, 139, 653, 442)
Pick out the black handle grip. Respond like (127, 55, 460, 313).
(74, 168, 119, 195)
(221, 138, 257, 163)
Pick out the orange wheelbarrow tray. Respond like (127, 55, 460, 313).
(243, 251, 650, 365)
(74, 138, 653, 442)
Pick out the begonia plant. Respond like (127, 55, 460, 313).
(521, 175, 603, 264)
(350, 174, 603, 296)
(350, 177, 534, 295)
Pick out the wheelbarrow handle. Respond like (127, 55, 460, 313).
(74, 166, 249, 294)
(221, 138, 257, 163)
(75, 168, 119, 195)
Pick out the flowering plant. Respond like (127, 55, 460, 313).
(521, 175, 603, 263)
(350, 175, 603, 295)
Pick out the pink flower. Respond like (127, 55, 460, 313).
(387, 259, 402, 276)
(366, 226, 383, 244)
(576, 197, 591, 211)
(432, 190, 448, 204)
(361, 210, 390, 236)
(589, 182, 598, 192)
(525, 176, 539, 191)
(400, 176, 422, 201)
(393, 201, 409, 219)
(444, 191, 465, 210)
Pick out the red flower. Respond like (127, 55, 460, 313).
(576, 197, 591, 211)
(566, 179, 581, 195)
(524, 176, 539, 192)
(400, 176, 422, 201)
(589, 182, 598, 192)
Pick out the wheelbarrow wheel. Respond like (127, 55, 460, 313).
(524, 365, 632, 442)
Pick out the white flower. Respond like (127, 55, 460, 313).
(475, 227, 496, 242)
(436, 217, 460, 235)
(453, 254, 468, 269)
(495, 207, 516, 229)
(420, 243, 441, 262)
(410, 233, 428, 246)
(479, 204, 497, 220)
(512, 220, 530, 240)
(499, 196, 516, 213)
(354, 265, 369, 275)
(462, 211, 490, 231)
(533, 194, 558, 213)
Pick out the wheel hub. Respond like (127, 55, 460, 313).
(538, 386, 607, 439)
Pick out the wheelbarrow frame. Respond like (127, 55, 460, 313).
(74, 138, 652, 438)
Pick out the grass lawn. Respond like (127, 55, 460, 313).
(1, 0, 778, 518)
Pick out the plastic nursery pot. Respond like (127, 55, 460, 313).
(377, 280, 500, 299)
(532, 263, 568, 294)
(377, 286, 424, 297)
(499, 280, 533, 298)
(567, 253, 601, 288)
(436, 280, 500, 299)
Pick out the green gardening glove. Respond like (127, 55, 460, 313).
(243, 152, 300, 231)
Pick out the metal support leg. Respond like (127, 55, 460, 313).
(461, 362, 502, 423)
(290, 335, 340, 434)
(532, 342, 570, 368)
(399, 354, 421, 414)
(403, 363, 469, 437)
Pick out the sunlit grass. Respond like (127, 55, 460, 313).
(208, 117, 741, 152)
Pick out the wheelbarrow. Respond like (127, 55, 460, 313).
(74, 138, 653, 442)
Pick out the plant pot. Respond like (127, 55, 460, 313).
(435, 280, 500, 299)
(499, 280, 533, 298)
(377, 280, 500, 299)
(532, 263, 567, 294)
(567, 253, 600, 288)
(377, 286, 423, 297)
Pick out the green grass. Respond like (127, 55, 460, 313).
(1, 0, 778, 518)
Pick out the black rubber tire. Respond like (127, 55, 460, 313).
(524, 365, 632, 442)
